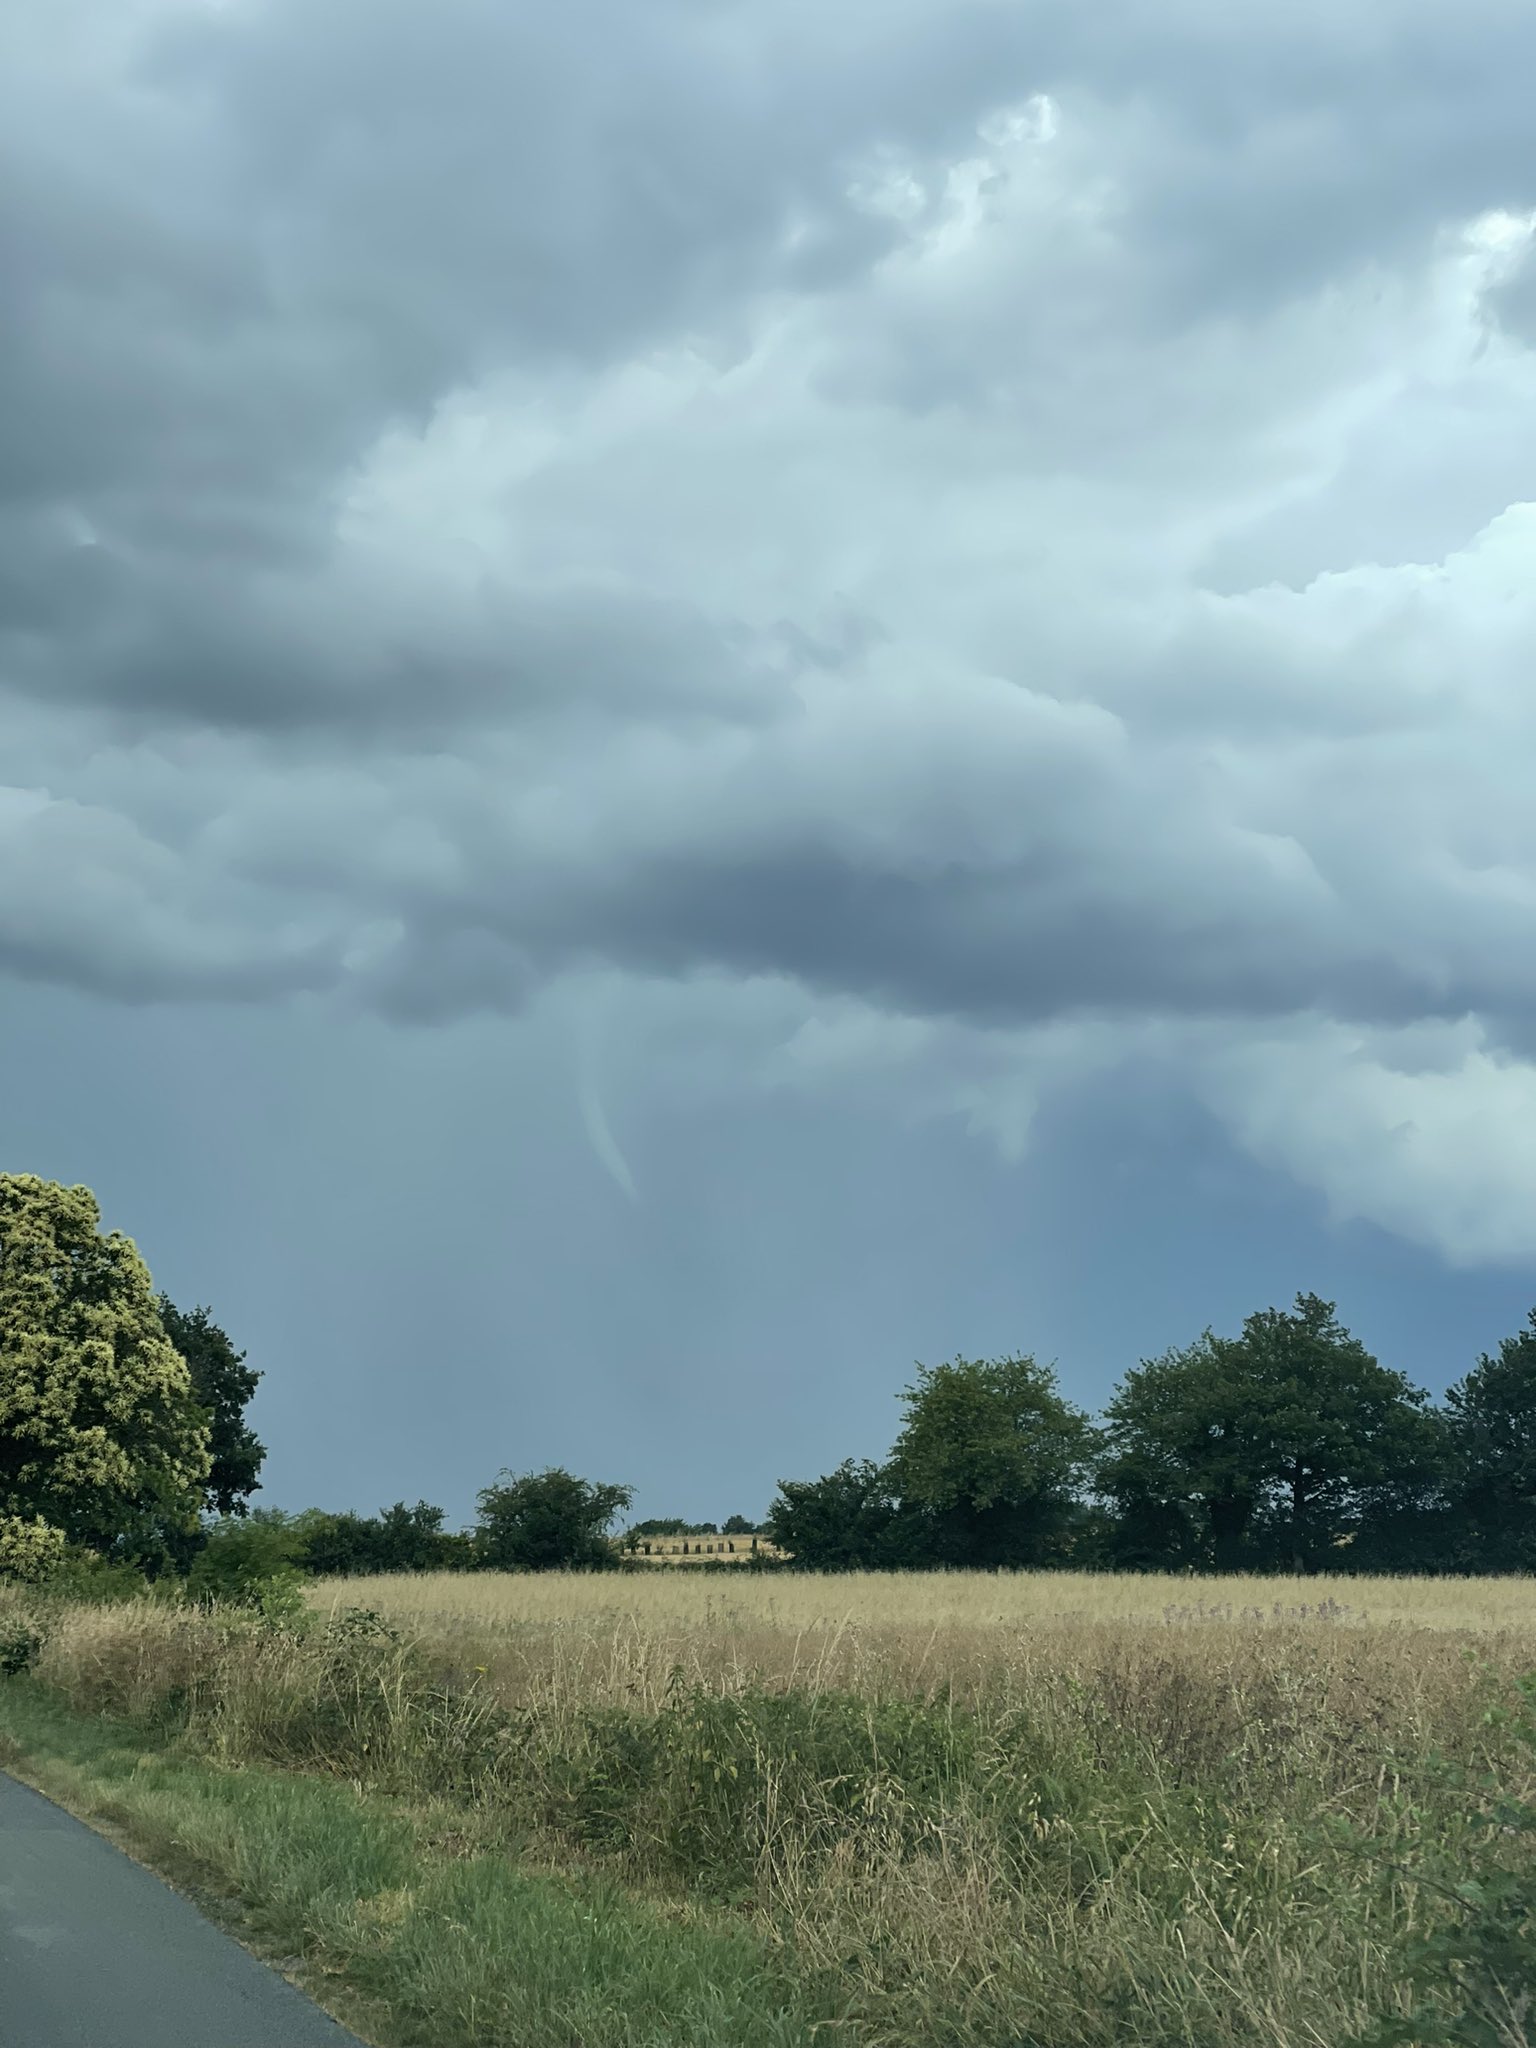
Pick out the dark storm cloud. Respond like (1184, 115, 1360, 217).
(563, 848, 1461, 1035)
(4, 0, 942, 581)
(1, 536, 795, 735)
(4, 0, 1536, 1079)
(12, 0, 1536, 1530)
(8, 0, 1534, 579)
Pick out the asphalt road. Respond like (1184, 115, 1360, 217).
(0, 1771, 371, 2048)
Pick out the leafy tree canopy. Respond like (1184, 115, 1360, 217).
(1100, 1294, 1439, 1571)
(1445, 1309, 1536, 1571)
(0, 1175, 210, 1559)
(156, 1296, 265, 1516)
(300, 1499, 465, 1577)
(889, 1354, 1095, 1568)
(1098, 1328, 1265, 1569)
(474, 1467, 633, 1572)
(765, 1458, 912, 1571)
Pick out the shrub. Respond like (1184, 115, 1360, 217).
(252, 1569, 313, 1629)
(0, 1613, 44, 1676)
(40, 1552, 157, 1603)
(187, 1511, 308, 1607)
(0, 1515, 67, 1584)
(325, 1606, 402, 1645)
(297, 1501, 465, 1577)
(1346, 1671, 1536, 2047)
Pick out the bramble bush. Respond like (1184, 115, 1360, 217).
(1344, 1670, 1536, 2048)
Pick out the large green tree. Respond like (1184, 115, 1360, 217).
(1100, 1294, 1440, 1572)
(156, 1296, 265, 1516)
(474, 1467, 633, 1571)
(1097, 1329, 1264, 1570)
(765, 1458, 917, 1571)
(0, 1175, 211, 1562)
(888, 1354, 1095, 1568)
(1445, 1309, 1536, 1571)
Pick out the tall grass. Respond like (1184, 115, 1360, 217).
(309, 1565, 1536, 1636)
(5, 1573, 1534, 2048)
(0, 1682, 830, 2048)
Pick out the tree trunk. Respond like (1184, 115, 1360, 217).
(1209, 1493, 1253, 1570)
(1290, 1464, 1310, 1573)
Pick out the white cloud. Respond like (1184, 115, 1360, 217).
(1190, 1017, 1536, 1268)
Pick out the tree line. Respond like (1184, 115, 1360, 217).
(764, 1294, 1535, 1574)
(2, 1172, 1534, 1585)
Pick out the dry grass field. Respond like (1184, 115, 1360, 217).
(294, 1565, 1536, 1782)
(303, 1565, 1533, 1706)
(5, 1568, 1535, 2047)
(308, 1563, 1536, 1636)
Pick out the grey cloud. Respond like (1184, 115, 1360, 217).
(10, 518, 1536, 1046)
(356, 924, 536, 1026)
(5, 0, 927, 556)
(6, 0, 1533, 756)
(6, 0, 1536, 1075)
(13, 0, 1529, 532)
(13, 0, 1536, 1522)
(497, 822, 1484, 1047)
(2, 532, 801, 736)
(1029, 3, 1536, 326)
(1485, 239, 1536, 343)
(0, 789, 339, 1004)
(1193, 409, 1536, 597)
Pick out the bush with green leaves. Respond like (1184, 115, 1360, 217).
(324, 1606, 402, 1645)
(186, 1509, 310, 1617)
(474, 1468, 633, 1572)
(0, 1514, 68, 1584)
(1345, 1671, 1536, 2048)
(0, 1613, 43, 1676)
(37, 1552, 155, 1604)
(297, 1500, 468, 1577)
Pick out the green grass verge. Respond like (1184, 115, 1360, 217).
(0, 1680, 838, 2048)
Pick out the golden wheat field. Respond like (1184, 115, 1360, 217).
(310, 1565, 1536, 1635)
(304, 1566, 1536, 1727)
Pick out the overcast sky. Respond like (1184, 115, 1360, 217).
(7, 0, 1536, 1528)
